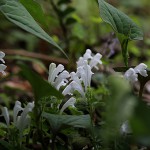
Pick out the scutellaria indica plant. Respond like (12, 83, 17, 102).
(0, 0, 150, 149)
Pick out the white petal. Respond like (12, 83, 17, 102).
(48, 63, 64, 84)
(77, 62, 93, 91)
(1, 107, 10, 126)
(0, 64, 7, 75)
(89, 53, 102, 69)
(83, 49, 92, 60)
(48, 63, 56, 82)
(62, 83, 73, 96)
(53, 70, 70, 90)
(124, 68, 138, 83)
(60, 97, 76, 114)
(16, 115, 31, 131)
(120, 120, 132, 134)
(70, 72, 82, 86)
(16, 102, 34, 131)
(134, 63, 148, 77)
(13, 101, 24, 126)
(71, 81, 85, 97)
(0, 51, 5, 63)
(77, 57, 84, 67)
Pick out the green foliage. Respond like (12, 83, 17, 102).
(101, 76, 136, 143)
(130, 100, 150, 146)
(19, 0, 47, 27)
(42, 112, 91, 132)
(0, 0, 64, 54)
(19, 63, 63, 101)
(98, 0, 143, 66)
(0, 0, 150, 149)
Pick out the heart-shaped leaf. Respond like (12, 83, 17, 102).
(98, 0, 143, 66)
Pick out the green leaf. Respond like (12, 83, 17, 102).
(98, 0, 143, 40)
(65, 17, 77, 25)
(0, 0, 64, 54)
(61, 7, 75, 17)
(102, 76, 136, 141)
(0, 140, 13, 150)
(130, 100, 150, 146)
(19, 63, 63, 101)
(98, 0, 143, 66)
(42, 112, 91, 132)
(58, 0, 71, 5)
(19, 0, 46, 27)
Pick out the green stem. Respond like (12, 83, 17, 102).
(49, 0, 70, 51)
(139, 82, 145, 99)
(52, 134, 56, 150)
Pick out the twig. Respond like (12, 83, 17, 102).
(1, 49, 68, 65)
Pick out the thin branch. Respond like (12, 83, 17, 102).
(1, 49, 68, 65)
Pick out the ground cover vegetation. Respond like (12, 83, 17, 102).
(0, 0, 150, 149)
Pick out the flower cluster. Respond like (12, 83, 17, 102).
(124, 63, 148, 83)
(1, 101, 34, 132)
(0, 51, 7, 75)
(48, 63, 70, 90)
(48, 49, 103, 113)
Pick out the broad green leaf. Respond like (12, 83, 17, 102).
(102, 76, 136, 141)
(98, 0, 143, 40)
(42, 112, 91, 132)
(0, 0, 64, 54)
(130, 100, 150, 146)
(0, 140, 13, 150)
(98, 0, 143, 66)
(19, 0, 47, 27)
(19, 64, 63, 101)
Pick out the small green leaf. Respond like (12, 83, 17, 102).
(42, 112, 91, 132)
(61, 7, 75, 17)
(98, 0, 143, 66)
(58, 0, 71, 5)
(0, 0, 64, 54)
(65, 17, 77, 25)
(19, 64, 63, 101)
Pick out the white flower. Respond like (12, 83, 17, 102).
(77, 61, 93, 91)
(120, 120, 131, 134)
(134, 63, 148, 77)
(89, 53, 102, 70)
(124, 63, 148, 83)
(63, 60, 93, 96)
(83, 49, 93, 60)
(16, 102, 34, 132)
(0, 51, 5, 63)
(48, 63, 70, 90)
(124, 68, 138, 83)
(60, 97, 76, 114)
(77, 49, 102, 70)
(62, 81, 85, 97)
(13, 101, 24, 126)
(1, 101, 34, 132)
(1, 107, 10, 126)
(0, 64, 7, 75)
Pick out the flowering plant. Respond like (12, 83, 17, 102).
(0, 0, 150, 150)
